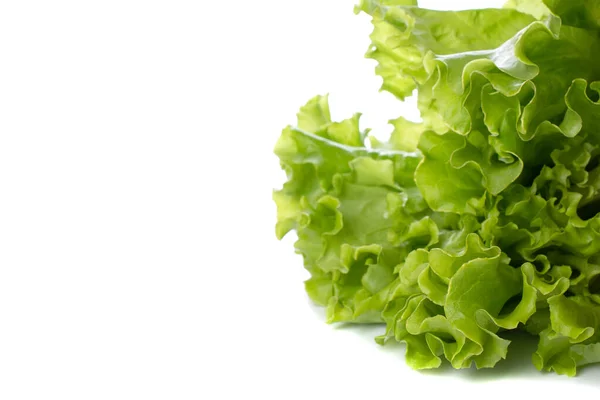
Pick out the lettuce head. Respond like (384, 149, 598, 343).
(274, 0, 600, 376)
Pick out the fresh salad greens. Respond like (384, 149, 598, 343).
(274, 0, 600, 375)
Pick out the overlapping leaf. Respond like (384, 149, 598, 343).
(275, 0, 600, 375)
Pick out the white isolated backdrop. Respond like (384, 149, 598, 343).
(0, 0, 597, 399)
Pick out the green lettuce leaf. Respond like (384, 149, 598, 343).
(504, 0, 551, 19)
(276, 0, 600, 376)
(543, 0, 600, 31)
(534, 295, 600, 376)
(275, 95, 447, 323)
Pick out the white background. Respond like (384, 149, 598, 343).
(0, 0, 597, 398)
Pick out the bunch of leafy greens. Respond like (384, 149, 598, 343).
(274, 0, 600, 376)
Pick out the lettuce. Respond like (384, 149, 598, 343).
(274, 95, 454, 323)
(274, 0, 600, 376)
